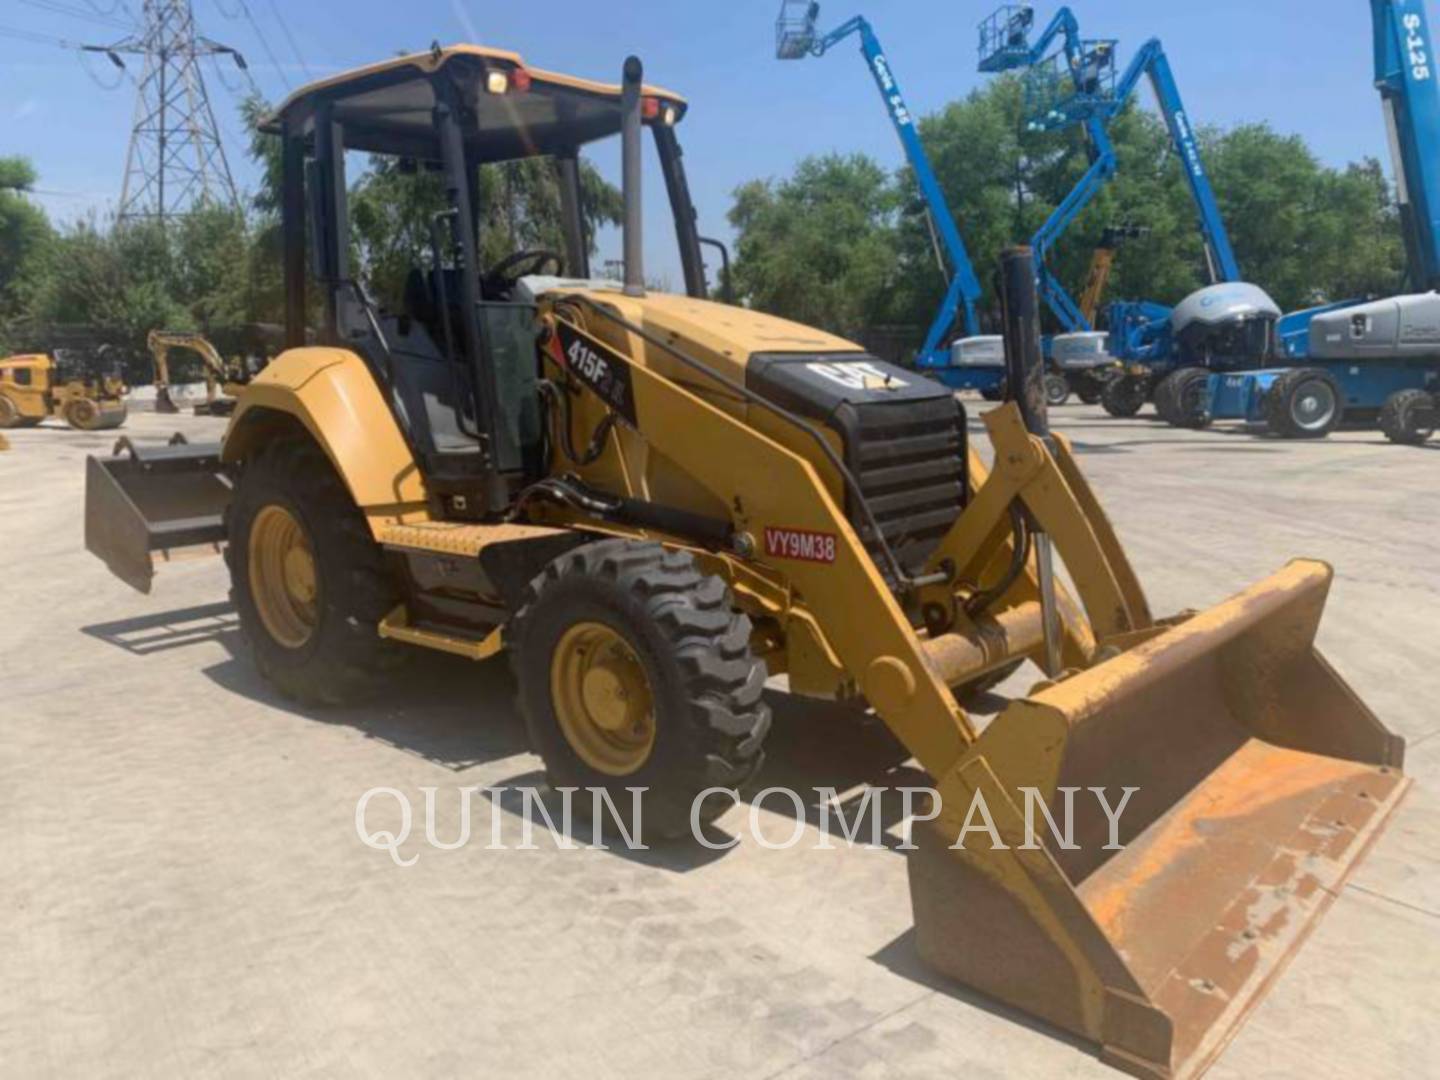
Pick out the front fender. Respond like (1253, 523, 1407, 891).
(222, 347, 426, 520)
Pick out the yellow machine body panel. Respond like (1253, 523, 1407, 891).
(222, 347, 428, 524)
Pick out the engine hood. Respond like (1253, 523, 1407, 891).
(531, 281, 862, 363)
(1171, 283, 1281, 332)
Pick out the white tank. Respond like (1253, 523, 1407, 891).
(1051, 332, 1113, 370)
(950, 335, 1006, 368)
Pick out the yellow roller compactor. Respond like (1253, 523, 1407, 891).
(83, 46, 1407, 1079)
(1, 350, 128, 430)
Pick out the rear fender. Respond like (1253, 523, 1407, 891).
(222, 347, 426, 523)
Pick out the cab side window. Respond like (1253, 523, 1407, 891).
(11, 367, 32, 386)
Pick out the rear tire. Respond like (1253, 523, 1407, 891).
(226, 437, 404, 705)
(1379, 388, 1437, 446)
(510, 539, 771, 841)
(1101, 374, 1147, 418)
(1044, 372, 1071, 407)
(1265, 369, 1343, 439)
(0, 396, 21, 428)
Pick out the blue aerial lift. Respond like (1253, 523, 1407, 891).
(979, 6, 1285, 423)
(776, 2, 1030, 399)
(1204, 0, 1440, 441)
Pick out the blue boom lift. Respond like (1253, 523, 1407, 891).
(777, 2, 1045, 400)
(1205, 0, 1440, 441)
(979, 6, 1285, 424)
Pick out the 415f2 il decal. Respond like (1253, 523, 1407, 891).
(553, 321, 639, 426)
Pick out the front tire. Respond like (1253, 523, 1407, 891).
(1379, 389, 1436, 446)
(1166, 368, 1213, 429)
(1266, 369, 1343, 439)
(1101, 374, 1148, 418)
(0, 396, 22, 428)
(511, 539, 771, 840)
(226, 437, 404, 704)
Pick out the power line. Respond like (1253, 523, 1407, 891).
(264, 0, 310, 81)
(0, 23, 84, 48)
(233, 0, 289, 89)
(19, 0, 135, 32)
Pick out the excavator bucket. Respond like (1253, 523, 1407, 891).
(909, 560, 1407, 1080)
(155, 387, 180, 414)
(85, 437, 231, 594)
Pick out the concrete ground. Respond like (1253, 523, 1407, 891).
(1, 405, 1437, 1079)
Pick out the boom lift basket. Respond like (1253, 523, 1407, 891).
(978, 4, 1037, 72)
(1024, 41, 1119, 131)
(775, 0, 821, 59)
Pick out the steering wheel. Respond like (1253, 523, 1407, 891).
(482, 249, 565, 296)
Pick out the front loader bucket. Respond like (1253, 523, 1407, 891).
(909, 560, 1407, 1080)
(85, 437, 231, 594)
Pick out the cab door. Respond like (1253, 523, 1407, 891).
(1, 360, 51, 420)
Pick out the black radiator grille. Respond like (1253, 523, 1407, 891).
(847, 397, 967, 575)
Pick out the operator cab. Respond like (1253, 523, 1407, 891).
(263, 45, 711, 519)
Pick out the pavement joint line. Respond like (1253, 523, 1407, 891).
(1344, 882, 1440, 921)
(757, 987, 936, 1080)
(1409, 727, 1440, 750)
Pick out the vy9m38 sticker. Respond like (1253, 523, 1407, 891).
(554, 321, 638, 426)
(764, 527, 838, 564)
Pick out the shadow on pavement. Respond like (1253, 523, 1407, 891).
(204, 639, 529, 772)
(81, 601, 241, 656)
(871, 929, 1099, 1058)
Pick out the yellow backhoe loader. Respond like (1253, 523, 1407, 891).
(1, 349, 129, 430)
(82, 46, 1407, 1079)
(149, 329, 265, 416)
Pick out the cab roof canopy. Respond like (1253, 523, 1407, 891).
(262, 44, 688, 162)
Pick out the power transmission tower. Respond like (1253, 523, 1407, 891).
(87, 1, 247, 226)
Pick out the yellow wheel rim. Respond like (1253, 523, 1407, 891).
(549, 622, 656, 777)
(248, 505, 318, 649)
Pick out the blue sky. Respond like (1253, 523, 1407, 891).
(5, 0, 1434, 285)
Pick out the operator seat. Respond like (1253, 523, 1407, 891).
(383, 269, 484, 457)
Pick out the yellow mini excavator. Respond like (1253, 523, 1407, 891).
(148, 329, 268, 416)
(0, 349, 129, 430)
(83, 45, 1407, 1079)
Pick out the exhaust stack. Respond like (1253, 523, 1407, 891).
(620, 55, 645, 297)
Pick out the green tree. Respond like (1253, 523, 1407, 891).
(0, 157, 54, 339)
(727, 153, 901, 337)
(25, 217, 187, 340)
